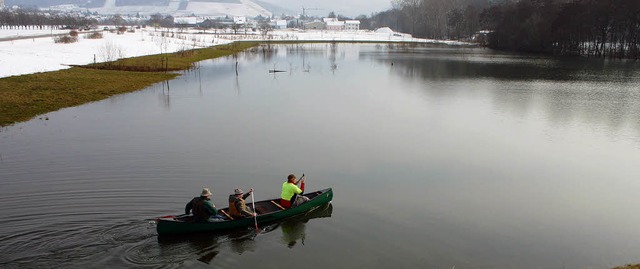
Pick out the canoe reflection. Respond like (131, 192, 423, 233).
(157, 203, 333, 263)
(278, 203, 333, 248)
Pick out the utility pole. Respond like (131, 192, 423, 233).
(301, 6, 321, 30)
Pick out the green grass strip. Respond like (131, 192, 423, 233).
(84, 42, 257, 72)
(0, 42, 258, 127)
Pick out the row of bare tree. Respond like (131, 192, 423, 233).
(371, 0, 488, 40)
(0, 9, 97, 29)
(483, 0, 640, 59)
(381, 0, 640, 59)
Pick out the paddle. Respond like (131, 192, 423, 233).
(251, 189, 259, 232)
(299, 173, 306, 192)
(149, 214, 186, 222)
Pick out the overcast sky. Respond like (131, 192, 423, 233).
(261, 0, 392, 17)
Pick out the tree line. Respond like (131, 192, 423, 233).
(372, 0, 640, 59)
(369, 0, 488, 40)
(0, 8, 97, 29)
(482, 0, 639, 59)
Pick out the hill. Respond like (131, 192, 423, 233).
(5, 0, 279, 17)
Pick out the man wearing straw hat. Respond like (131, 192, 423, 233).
(228, 188, 256, 219)
(185, 187, 224, 222)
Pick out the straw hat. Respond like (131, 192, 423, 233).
(201, 188, 212, 197)
(234, 188, 244, 195)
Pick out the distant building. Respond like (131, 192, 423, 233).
(273, 20, 287, 29)
(200, 19, 219, 28)
(345, 20, 360, 31)
(326, 21, 344, 31)
(233, 16, 246, 25)
(48, 4, 81, 12)
(305, 21, 325, 30)
(246, 20, 258, 29)
(174, 16, 198, 26)
(0, 0, 5, 8)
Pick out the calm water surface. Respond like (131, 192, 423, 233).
(1, 43, 639, 268)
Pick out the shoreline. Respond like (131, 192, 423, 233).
(0, 27, 473, 127)
(0, 27, 471, 79)
(0, 41, 256, 127)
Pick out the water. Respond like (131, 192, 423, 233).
(1, 43, 639, 268)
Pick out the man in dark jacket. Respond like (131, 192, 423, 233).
(228, 188, 256, 219)
(185, 188, 224, 222)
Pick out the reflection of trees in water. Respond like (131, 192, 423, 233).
(369, 46, 640, 137)
(160, 80, 171, 111)
(244, 44, 279, 63)
(245, 44, 328, 74)
(328, 42, 338, 73)
(156, 203, 333, 263)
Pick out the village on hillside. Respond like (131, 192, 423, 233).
(0, 0, 366, 34)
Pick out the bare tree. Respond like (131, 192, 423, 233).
(393, 0, 421, 35)
(99, 41, 125, 63)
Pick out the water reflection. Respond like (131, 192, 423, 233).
(244, 43, 346, 76)
(358, 45, 640, 137)
(160, 80, 171, 110)
(278, 203, 333, 248)
(367, 46, 639, 82)
(157, 229, 248, 265)
(329, 42, 338, 73)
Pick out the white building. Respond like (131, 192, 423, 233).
(345, 20, 360, 31)
(48, 4, 82, 12)
(274, 20, 287, 29)
(174, 16, 198, 26)
(0, 0, 5, 8)
(233, 16, 246, 25)
(326, 21, 344, 31)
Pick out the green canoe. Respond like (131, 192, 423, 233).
(156, 188, 333, 235)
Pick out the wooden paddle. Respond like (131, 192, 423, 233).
(251, 191, 259, 231)
(151, 214, 187, 221)
(219, 209, 234, 220)
(271, 200, 286, 210)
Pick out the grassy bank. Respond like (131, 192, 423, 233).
(0, 42, 257, 127)
(84, 42, 256, 72)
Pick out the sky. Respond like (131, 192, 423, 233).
(261, 0, 393, 17)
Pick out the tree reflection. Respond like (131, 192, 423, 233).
(365, 45, 640, 137)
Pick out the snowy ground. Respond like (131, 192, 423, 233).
(0, 27, 469, 78)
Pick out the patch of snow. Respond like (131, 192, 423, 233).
(0, 27, 471, 78)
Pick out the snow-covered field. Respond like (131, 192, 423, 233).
(0, 27, 467, 78)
